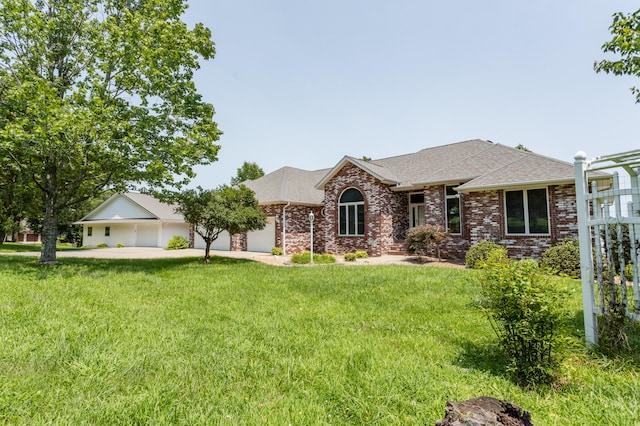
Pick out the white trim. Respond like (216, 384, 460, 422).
(504, 187, 551, 236)
(445, 185, 462, 235)
(338, 188, 365, 236)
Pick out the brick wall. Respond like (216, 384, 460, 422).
(457, 185, 578, 260)
(251, 166, 579, 261)
(260, 204, 325, 254)
(323, 163, 405, 256)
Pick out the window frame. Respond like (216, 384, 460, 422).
(504, 187, 550, 235)
(445, 185, 462, 235)
(408, 192, 425, 228)
(338, 188, 365, 236)
(87, 226, 93, 237)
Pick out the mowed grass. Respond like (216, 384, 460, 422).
(0, 255, 639, 425)
(0, 242, 83, 253)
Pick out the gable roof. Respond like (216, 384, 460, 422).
(75, 192, 184, 223)
(250, 139, 608, 205)
(243, 166, 327, 205)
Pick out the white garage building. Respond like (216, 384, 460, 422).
(75, 192, 234, 250)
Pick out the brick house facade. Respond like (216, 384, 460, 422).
(243, 140, 605, 260)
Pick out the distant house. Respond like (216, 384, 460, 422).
(74, 192, 229, 250)
(243, 139, 608, 259)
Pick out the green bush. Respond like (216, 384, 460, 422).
(344, 253, 357, 262)
(167, 235, 189, 250)
(96, 243, 108, 248)
(116, 243, 125, 248)
(479, 252, 570, 386)
(271, 247, 283, 256)
(354, 250, 368, 259)
(465, 239, 507, 268)
(540, 238, 581, 278)
(290, 251, 336, 264)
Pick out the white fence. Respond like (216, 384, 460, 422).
(574, 149, 640, 345)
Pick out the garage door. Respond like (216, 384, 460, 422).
(211, 231, 231, 251)
(247, 217, 275, 252)
(136, 224, 158, 247)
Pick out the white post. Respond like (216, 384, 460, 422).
(574, 151, 598, 345)
(309, 211, 315, 264)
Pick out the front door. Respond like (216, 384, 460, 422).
(409, 193, 425, 228)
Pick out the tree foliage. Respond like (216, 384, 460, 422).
(0, 0, 221, 263)
(174, 185, 266, 263)
(595, 9, 640, 102)
(230, 161, 265, 186)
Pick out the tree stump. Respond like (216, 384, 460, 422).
(435, 396, 533, 426)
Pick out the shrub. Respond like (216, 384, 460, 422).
(96, 243, 108, 248)
(465, 239, 507, 268)
(404, 225, 449, 261)
(271, 247, 283, 256)
(540, 238, 581, 278)
(344, 253, 357, 262)
(167, 235, 189, 250)
(479, 251, 570, 386)
(116, 243, 125, 248)
(354, 250, 368, 259)
(290, 251, 336, 264)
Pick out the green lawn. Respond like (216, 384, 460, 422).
(0, 242, 84, 253)
(0, 255, 638, 425)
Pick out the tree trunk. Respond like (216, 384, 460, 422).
(204, 240, 212, 263)
(40, 198, 59, 264)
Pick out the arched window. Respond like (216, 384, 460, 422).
(339, 188, 364, 236)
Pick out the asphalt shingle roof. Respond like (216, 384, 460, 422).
(243, 166, 327, 205)
(248, 139, 594, 204)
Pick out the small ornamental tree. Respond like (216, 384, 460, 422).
(175, 185, 266, 263)
(404, 225, 449, 261)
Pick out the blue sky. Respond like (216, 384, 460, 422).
(182, 1, 640, 188)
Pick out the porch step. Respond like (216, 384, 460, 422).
(386, 243, 408, 256)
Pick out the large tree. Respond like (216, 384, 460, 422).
(230, 161, 265, 186)
(595, 9, 640, 102)
(174, 185, 267, 263)
(0, 0, 221, 263)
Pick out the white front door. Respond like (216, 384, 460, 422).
(409, 193, 425, 228)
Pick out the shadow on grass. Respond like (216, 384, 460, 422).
(456, 338, 511, 379)
(0, 254, 259, 279)
(0, 243, 43, 253)
(0, 242, 89, 252)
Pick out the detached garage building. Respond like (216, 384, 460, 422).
(74, 192, 232, 250)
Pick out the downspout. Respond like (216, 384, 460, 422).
(282, 202, 291, 255)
